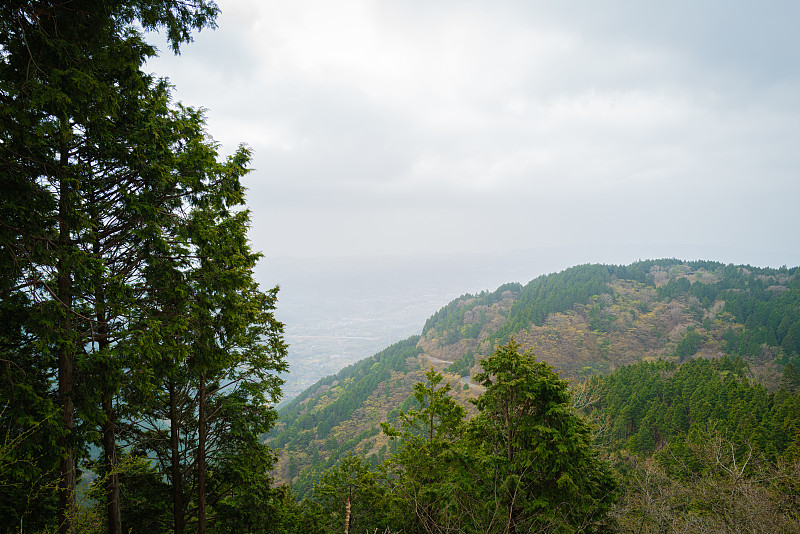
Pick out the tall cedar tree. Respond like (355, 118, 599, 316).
(120, 123, 288, 534)
(186, 143, 288, 534)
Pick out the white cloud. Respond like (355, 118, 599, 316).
(146, 0, 800, 265)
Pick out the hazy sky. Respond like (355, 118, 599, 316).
(146, 0, 800, 267)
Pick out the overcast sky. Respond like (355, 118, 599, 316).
(145, 0, 800, 268)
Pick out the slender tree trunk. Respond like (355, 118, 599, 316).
(198, 374, 207, 534)
(57, 130, 76, 534)
(344, 496, 351, 534)
(170, 381, 185, 534)
(100, 353, 122, 534)
(102, 386, 121, 534)
(505, 396, 517, 534)
(57, 316, 76, 534)
(508, 501, 521, 534)
(92, 195, 122, 534)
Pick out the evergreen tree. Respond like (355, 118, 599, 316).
(382, 368, 467, 533)
(121, 139, 288, 534)
(379, 345, 618, 533)
(466, 341, 618, 533)
(311, 454, 400, 534)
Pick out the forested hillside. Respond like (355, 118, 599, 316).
(587, 356, 800, 532)
(269, 336, 422, 494)
(271, 259, 800, 529)
(586, 355, 800, 457)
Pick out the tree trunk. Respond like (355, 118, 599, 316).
(57, 336, 75, 534)
(102, 375, 122, 534)
(92, 198, 122, 534)
(344, 497, 351, 534)
(198, 374, 207, 534)
(57, 130, 76, 534)
(170, 381, 185, 534)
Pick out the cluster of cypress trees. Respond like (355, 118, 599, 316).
(1, 2, 287, 532)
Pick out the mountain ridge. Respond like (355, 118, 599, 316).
(269, 259, 800, 496)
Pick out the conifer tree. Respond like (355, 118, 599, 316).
(380, 346, 617, 534)
(382, 368, 467, 533)
(120, 136, 288, 533)
(466, 341, 618, 533)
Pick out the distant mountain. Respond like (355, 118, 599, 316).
(258, 245, 778, 405)
(268, 259, 800, 497)
(258, 249, 596, 404)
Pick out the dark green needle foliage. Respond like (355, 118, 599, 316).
(0, 2, 288, 533)
(379, 344, 618, 534)
(463, 341, 618, 533)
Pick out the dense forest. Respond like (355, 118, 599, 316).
(3, 2, 800, 533)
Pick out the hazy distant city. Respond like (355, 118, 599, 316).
(259, 253, 518, 405)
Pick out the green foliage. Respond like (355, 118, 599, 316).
(422, 283, 520, 344)
(310, 454, 402, 534)
(0, 2, 290, 532)
(782, 362, 800, 393)
(610, 259, 677, 286)
(647, 263, 800, 359)
(588, 299, 615, 333)
(587, 356, 800, 460)
(121, 141, 288, 532)
(286, 260, 800, 533)
(298, 344, 625, 532)
(490, 264, 613, 345)
(613, 428, 800, 533)
(378, 345, 617, 533)
(381, 368, 467, 532)
(676, 326, 705, 361)
(208, 440, 284, 534)
(117, 454, 172, 534)
(464, 341, 618, 532)
(278, 260, 800, 524)
(656, 276, 693, 301)
(270, 337, 421, 499)
(447, 349, 475, 377)
(0, 401, 60, 533)
(722, 272, 800, 358)
(273, 337, 420, 449)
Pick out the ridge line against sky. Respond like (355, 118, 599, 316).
(145, 0, 800, 267)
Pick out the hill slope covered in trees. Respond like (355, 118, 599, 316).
(271, 260, 800, 502)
